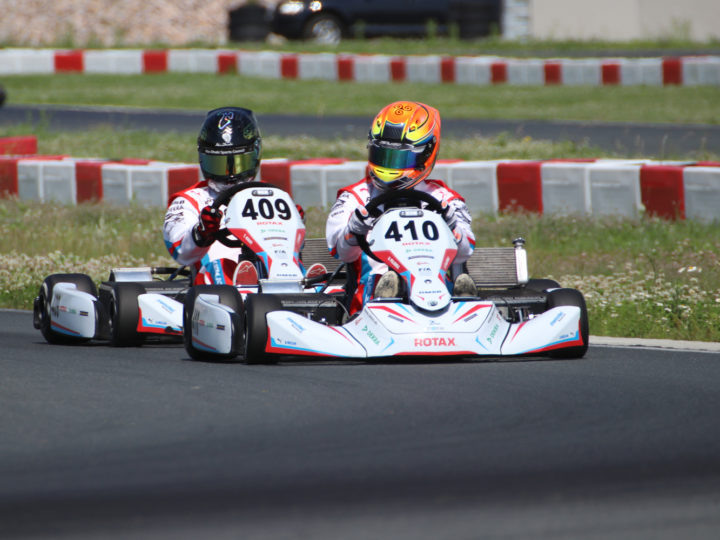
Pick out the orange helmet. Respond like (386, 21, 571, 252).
(367, 101, 441, 191)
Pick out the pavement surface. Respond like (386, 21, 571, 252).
(2, 103, 719, 157)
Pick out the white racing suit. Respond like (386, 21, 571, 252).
(326, 177, 475, 314)
(163, 180, 248, 284)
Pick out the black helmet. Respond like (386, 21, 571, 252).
(197, 107, 262, 190)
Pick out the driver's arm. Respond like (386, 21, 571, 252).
(163, 196, 212, 266)
(326, 191, 363, 263)
(448, 199, 475, 264)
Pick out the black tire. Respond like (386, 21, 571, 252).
(244, 294, 283, 365)
(525, 278, 562, 293)
(35, 274, 97, 344)
(546, 288, 589, 359)
(107, 282, 146, 347)
(302, 14, 344, 44)
(183, 285, 245, 362)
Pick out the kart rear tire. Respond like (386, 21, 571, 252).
(525, 278, 561, 293)
(108, 282, 145, 347)
(183, 285, 245, 362)
(36, 273, 97, 344)
(546, 288, 589, 359)
(244, 294, 283, 365)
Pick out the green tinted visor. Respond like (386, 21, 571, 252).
(368, 141, 425, 170)
(199, 150, 259, 178)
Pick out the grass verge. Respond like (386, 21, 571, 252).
(3, 74, 720, 126)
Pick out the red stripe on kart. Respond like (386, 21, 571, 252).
(508, 321, 528, 343)
(329, 325, 355, 344)
(192, 336, 218, 351)
(369, 305, 414, 322)
(136, 308, 182, 336)
(51, 321, 82, 336)
(396, 350, 477, 356)
(266, 329, 326, 356)
(520, 321, 585, 354)
(453, 303, 492, 323)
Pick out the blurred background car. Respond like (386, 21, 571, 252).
(270, 0, 501, 44)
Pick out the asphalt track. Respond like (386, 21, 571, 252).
(2, 103, 720, 157)
(2, 309, 720, 539)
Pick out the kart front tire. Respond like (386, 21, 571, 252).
(546, 288, 589, 359)
(244, 294, 283, 365)
(108, 282, 145, 347)
(183, 285, 245, 362)
(36, 273, 97, 344)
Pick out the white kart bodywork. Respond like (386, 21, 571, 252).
(47, 283, 97, 339)
(265, 301, 582, 358)
(194, 206, 584, 359)
(38, 185, 316, 344)
(260, 209, 583, 358)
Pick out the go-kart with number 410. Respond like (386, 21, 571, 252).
(32, 183, 337, 357)
(191, 189, 590, 363)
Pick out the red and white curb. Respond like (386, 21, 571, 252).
(1, 48, 719, 86)
(590, 336, 720, 353)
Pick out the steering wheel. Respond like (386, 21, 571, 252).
(355, 189, 447, 261)
(210, 181, 284, 248)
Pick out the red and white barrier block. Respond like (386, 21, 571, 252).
(3, 49, 720, 86)
(0, 150, 202, 206)
(1, 136, 718, 222)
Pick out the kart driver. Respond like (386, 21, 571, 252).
(164, 106, 321, 285)
(326, 100, 477, 315)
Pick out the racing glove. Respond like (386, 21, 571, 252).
(441, 201, 464, 244)
(344, 206, 375, 246)
(192, 206, 223, 247)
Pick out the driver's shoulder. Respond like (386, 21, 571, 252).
(419, 178, 463, 201)
(167, 181, 212, 208)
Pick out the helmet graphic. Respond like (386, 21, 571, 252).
(367, 101, 441, 191)
(197, 107, 262, 191)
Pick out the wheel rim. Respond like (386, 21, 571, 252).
(311, 21, 341, 44)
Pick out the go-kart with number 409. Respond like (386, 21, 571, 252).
(32, 183, 337, 357)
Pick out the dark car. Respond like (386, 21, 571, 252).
(271, 0, 501, 44)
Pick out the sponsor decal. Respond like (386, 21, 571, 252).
(158, 299, 175, 314)
(414, 337, 456, 347)
(361, 325, 381, 346)
(486, 323, 500, 344)
(218, 111, 233, 129)
(288, 317, 305, 333)
(550, 312, 566, 326)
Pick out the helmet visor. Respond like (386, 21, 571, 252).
(199, 150, 259, 178)
(368, 140, 426, 170)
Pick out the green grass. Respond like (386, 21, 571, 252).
(3, 74, 720, 126)
(1, 123, 637, 162)
(2, 199, 718, 342)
